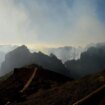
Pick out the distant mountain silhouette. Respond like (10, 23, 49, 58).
(0, 51, 5, 68)
(65, 45, 105, 78)
(1, 43, 105, 79)
(0, 45, 31, 76)
(1, 45, 69, 77)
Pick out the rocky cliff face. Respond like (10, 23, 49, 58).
(1, 45, 69, 77)
(65, 45, 105, 78)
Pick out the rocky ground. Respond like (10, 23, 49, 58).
(0, 64, 105, 105)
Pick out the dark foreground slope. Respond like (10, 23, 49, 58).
(0, 64, 105, 105)
(0, 64, 72, 105)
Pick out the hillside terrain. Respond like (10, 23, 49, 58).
(0, 64, 105, 105)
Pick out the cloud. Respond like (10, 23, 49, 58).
(0, 0, 37, 45)
(70, 0, 105, 46)
(20, 0, 105, 47)
(44, 46, 83, 63)
(0, 0, 105, 48)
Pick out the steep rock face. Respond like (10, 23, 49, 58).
(1, 45, 69, 77)
(31, 52, 69, 76)
(0, 45, 18, 75)
(0, 51, 5, 67)
(1, 45, 32, 76)
(65, 45, 105, 78)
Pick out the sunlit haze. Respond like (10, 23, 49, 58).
(0, 0, 105, 49)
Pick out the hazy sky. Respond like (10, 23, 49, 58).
(0, 0, 105, 49)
